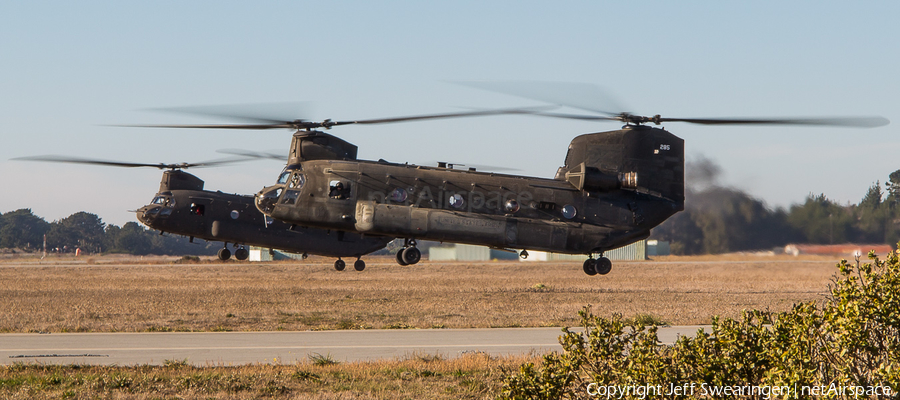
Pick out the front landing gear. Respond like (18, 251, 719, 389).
(234, 246, 249, 261)
(582, 255, 612, 276)
(395, 239, 421, 266)
(217, 247, 231, 261)
(334, 258, 346, 271)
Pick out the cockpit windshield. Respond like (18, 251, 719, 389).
(277, 171, 291, 185)
(151, 196, 174, 207)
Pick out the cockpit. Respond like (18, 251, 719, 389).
(256, 167, 305, 214)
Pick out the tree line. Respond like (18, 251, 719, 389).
(651, 167, 900, 255)
(3, 167, 900, 256)
(0, 209, 217, 256)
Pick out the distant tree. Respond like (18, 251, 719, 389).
(108, 222, 153, 255)
(47, 212, 106, 253)
(854, 182, 888, 243)
(0, 209, 50, 250)
(787, 194, 853, 244)
(650, 211, 703, 255)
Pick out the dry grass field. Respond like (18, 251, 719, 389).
(1, 352, 531, 399)
(0, 253, 843, 333)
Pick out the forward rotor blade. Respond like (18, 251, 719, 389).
(112, 123, 299, 130)
(113, 107, 546, 131)
(218, 149, 286, 161)
(339, 107, 549, 126)
(148, 102, 313, 124)
(12, 155, 252, 169)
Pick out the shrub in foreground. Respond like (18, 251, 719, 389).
(502, 250, 900, 399)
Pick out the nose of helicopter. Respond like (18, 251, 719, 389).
(136, 204, 162, 227)
(255, 185, 283, 215)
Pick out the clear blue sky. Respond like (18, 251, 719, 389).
(2, 1, 898, 226)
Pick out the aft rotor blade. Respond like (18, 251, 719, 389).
(526, 111, 890, 128)
(658, 116, 890, 128)
(454, 81, 627, 117)
(12, 155, 252, 169)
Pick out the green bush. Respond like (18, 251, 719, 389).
(501, 250, 900, 399)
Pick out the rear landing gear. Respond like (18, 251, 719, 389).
(395, 239, 421, 265)
(583, 255, 612, 276)
(354, 258, 366, 271)
(334, 258, 346, 271)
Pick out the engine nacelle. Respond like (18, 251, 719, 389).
(564, 163, 638, 192)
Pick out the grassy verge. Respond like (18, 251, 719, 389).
(1, 352, 530, 399)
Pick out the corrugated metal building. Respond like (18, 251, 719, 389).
(429, 240, 648, 261)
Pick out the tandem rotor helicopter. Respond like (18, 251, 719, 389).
(13, 155, 393, 270)
(89, 83, 895, 275)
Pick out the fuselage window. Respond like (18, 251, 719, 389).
(329, 180, 350, 200)
(190, 203, 205, 216)
(282, 190, 301, 205)
(390, 188, 408, 203)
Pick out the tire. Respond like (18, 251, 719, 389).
(596, 257, 612, 275)
(334, 259, 346, 271)
(234, 248, 249, 261)
(396, 249, 409, 266)
(582, 259, 598, 276)
(354, 259, 366, 271)
(217, 248, 231, 261)
(401, 247, 421, 265)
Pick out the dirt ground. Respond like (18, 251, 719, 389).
(0, 253, 849, 333)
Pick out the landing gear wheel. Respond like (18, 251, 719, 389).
(217, 248, 231, 261)
(234, 247, 249, 261)
(396, 249, 409, 266)
(401, 247, 421, 265)
(583, 259, 598, 276)
(354, 259, 366, 271)
(334, 259, 346, 271)
(596, 257, 612, 275)
(519, 250, 529, 260)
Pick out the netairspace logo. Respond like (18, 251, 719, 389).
(586, 382, 894, 399)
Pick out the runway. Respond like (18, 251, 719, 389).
(1, 326, 709, 366)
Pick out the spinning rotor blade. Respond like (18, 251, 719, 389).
(459, 81, 889, 128)
(115, 107, 546, 131)
(13, 155, 251, 170)
(653, 116, 890, 128)
(218, 149, 286, 161)
(528, 112, 890, 128)
(455, 81, 627, 117)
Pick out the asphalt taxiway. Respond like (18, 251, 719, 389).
(1, 326, 709, 366)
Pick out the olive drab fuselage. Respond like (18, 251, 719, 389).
(137, 170, 392, 258)
(256, 124, 685, 256)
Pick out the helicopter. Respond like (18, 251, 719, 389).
(13, 155, 393, 270)
(126, 86, 890, 275)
